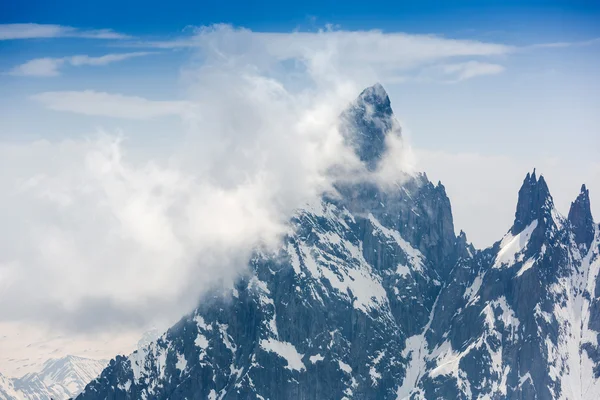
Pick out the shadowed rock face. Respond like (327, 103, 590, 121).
(418, 168, 600, 400)
(512, 170, 553, 234)
(568, 184, 595, 250)
(74, 85, 600, 400)
(340, 83, 397, 171)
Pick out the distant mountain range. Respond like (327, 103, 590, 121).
(0, 355, 106, 400)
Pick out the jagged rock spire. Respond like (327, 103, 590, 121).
(340, 83, 399, 171)
(355, 83, 393, 116)
(512, 169, 554, 234)
(568, 184, 595, 249)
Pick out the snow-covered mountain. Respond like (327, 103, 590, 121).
(0, 373, 20, 400)
(75, 84, 600, 399)
(0, 356, 106, 400)
(401, 174, 600, 399)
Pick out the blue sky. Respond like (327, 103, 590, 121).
(1, 1, 599, 149)
(0, 0, 599, 376)
(3, 0, 600, 38)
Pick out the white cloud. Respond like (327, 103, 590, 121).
(31, 91, 194, 119)
(8, 58, 64, 77)
(525, 37, 600, 49)
(134, 25, 513, 84)
(404, 60, 505, 83)
(30, 26, 514, 119)
(1, 25, 517, 345)
(0, 23, 129, 40)
(9, 52, 155, 77)
(4, 38, 364, 336)
(67, 52, 153, 66)
(438, 61, 505, 82)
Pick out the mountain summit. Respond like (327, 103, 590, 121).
(512, 169, 554, 234)
(75, 85, 600, 400)
(568, 184, 595, 249)
(341, 83, 398, 171)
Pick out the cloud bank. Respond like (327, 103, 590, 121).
(1, 25, 514, 334)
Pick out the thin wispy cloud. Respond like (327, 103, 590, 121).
(0, 23, 130, 40)
(130, 26, 513, 70)
(129, 27, 513, 53)
(29, 26, 515, 118)
(436, 61, 506, 83)
(31, 91, 195, 119)
(525, 37, 600, 49)
(9, 58, 64, 77)
(9, 52, 156, 77)
(123, 26, 514, 84)
(128, 25, 600, 57)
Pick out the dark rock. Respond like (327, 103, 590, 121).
(340, 83, 398, 171)
(568, 184, 595, 250)
(513, 169, 553, 234)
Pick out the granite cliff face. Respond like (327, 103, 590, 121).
(75, 85, 600, 400)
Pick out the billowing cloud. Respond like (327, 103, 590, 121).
(0, 23, 129, 40)
(1, 25, 513, 339)
(9, 52, 155, 77)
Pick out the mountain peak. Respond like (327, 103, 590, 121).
(341, 83, 398, 171)
(356, 83, 392, 113)
(512, 169, 554, 234)
(7, 355, 107, 400)
(568, 183, 595, 249)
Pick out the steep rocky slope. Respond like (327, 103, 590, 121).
(75, 85, 600, 400)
